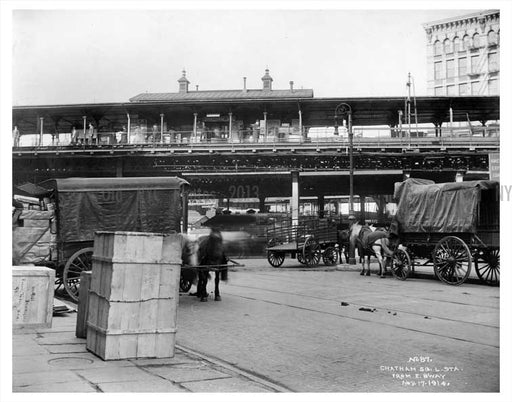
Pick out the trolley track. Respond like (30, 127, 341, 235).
(222, 291, 498, 348)
(222, 281, 499, 330)
(231, 270, 499, 309)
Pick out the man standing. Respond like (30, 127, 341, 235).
(12, 126, 20, 147)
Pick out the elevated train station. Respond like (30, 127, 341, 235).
(12, 70, 499, 222)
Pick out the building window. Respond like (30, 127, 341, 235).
(488, 79, 499, 95)
(434, 61, 443, 80)
(458, 57, 467, 76)
(459, 83, 468, 95)
(471, 55, 479, 74)
(488, 30, 497, 46)
(447, 85, 456, 96)
(446, 59, 455, 78)
(434, 61, 444, 80)
(462, 35, 470, 50)
(471, 81, 480, 95)
(453, 36, 460, 52)
(488, 52, 499, 72)
(434, 87, 444, 96)
(444, 38, 453, 54)
(434, 40, 442, 55)
(472, 33, 480, 48)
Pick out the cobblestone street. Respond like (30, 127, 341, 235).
(176, 259, 500, 392)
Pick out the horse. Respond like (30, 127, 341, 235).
(349, 222, 390, 277)
(180, 229, 229, 302)
(337, 229, 350, 264)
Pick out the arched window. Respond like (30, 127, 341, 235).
(453, 36, 460, 52)
(434, 40, 442, 55)
(472, 33, 480, 48)
(488, 30, 497, 45)
(444, 38, 453, 54)
(462, 35, 470, 50)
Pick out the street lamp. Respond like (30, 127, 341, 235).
(334, 103, 354, 219)
(335, 103, 356, 264)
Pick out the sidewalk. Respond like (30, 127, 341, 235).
(12, 299, 277, 393)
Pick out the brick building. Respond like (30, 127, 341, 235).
(423, 10, 500, 96)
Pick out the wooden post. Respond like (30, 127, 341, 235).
(75, 271, 92, 339)
(263, 111, 268, 142)
(39, 117, 44, 146)
(193, 113, 198, 143)
(298, 108, 303, 138)
(160, 113, 164, 144)
(182, 190, 189, 233)
(126, 113, 131, 144)
(228, 112, 233, 142)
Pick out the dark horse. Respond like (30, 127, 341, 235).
(337, 229, 350, 264)
(349, 222, 391, 277)
(181, 229, 228, 302)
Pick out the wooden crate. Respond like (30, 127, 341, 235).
(75, 271, 92, 339)
(86, 294, 178, 360)
(12, 266, 55, 329)
(86, 231, 182, 360)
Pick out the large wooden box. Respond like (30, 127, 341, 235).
(12, 266, 55, 329)
(86, 232, 182, 360)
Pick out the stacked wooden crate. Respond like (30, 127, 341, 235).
(12, 266, 55, 329)
(86, 231, 183, 360)
(12, 210, 57, 265)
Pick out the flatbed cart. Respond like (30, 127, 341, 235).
(389, 178, 499, 286)
(266, 217, 339, 268)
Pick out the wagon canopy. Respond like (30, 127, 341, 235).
(44, 177, 189, 242)
(393, 178, 498, 233)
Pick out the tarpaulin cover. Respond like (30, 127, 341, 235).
(57, 189, 183, 242)
(393, 178, 498, 233)
(12, 226, 56, 265)
(46, 177, 188, 243)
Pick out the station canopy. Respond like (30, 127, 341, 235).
(12, 95, 499, 133)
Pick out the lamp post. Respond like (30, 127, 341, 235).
(334, 103, 354, 218)
(335, 103, 356, 264)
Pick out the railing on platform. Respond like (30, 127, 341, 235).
(12, 125, 500, 150)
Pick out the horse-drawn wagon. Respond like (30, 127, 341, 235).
(266, 217, 339, 267)
(15, 177, 189, 301)
(390, 178, 499, 286)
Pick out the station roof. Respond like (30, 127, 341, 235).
(129, 89, 314, 102)
(12, 95, 499, 131)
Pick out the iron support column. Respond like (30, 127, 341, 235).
(318, 194, 325, 219)
(291, 170, 300, 226)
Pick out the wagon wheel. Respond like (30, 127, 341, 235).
(474, 249, 500, 286)
(302, 237, 321, 267)
(297, 252, 306, 265)
(268, 251, 285, 268)
(390, 248, 411, 280)
(63, 247, 94, 302)
(322, 246, 338, 266)
(433, 236, 472, 286)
